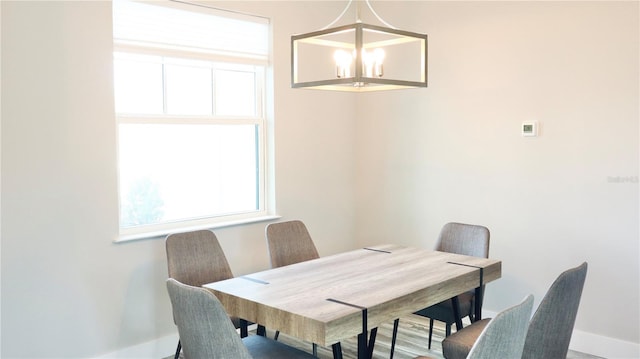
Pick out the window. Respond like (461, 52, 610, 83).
(113, 0, 273, 240)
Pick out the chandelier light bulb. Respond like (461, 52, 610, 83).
(334, 50, 353, 78)
(360, 48, 384, 78)
(374, 48, 385, 77)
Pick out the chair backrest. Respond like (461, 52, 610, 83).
(522, 262, 588, 359)
(166, 229, 234, 287)
(435, 222, 490, 258)
(265, 220, 319, 268)
(467, 295, 534, 359)
(166, 278, 253, 359)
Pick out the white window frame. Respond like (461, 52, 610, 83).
(113, 0, 276, 242)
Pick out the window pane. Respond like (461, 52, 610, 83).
(114, 54, 164, 114)
(215, 69, 256, 116)
(118, 124, 258, 227)
(113, 0, 270, 237)
(166, 63, 213, 115)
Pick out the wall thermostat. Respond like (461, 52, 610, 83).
(522, 121, 538, 137)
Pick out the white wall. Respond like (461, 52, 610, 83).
(1, 1, 356, 357)
(354, 1, 639, 358)
(1, 1, 638, 358)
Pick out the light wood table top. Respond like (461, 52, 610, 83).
(204, 244, 501, 356)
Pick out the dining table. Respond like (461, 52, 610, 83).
(204, 244, 501, 359)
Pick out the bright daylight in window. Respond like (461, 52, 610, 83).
(112, 0, 271, 240)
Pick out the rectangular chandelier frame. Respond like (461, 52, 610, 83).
(292, 23, 428, 92)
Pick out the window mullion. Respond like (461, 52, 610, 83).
(117, 115, 261, 126)
(211, 68, 216, 115)
(162, 63, 168, 114)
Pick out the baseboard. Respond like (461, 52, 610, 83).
(94, 326, 257, 359)
(94, 332, 178, 359)
(483, 309, 639, 359)
(570, 329, 640, 359)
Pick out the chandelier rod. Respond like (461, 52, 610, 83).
(320, 0, 353, 30)
(365, 0, 396, 29)
(320, 0, 397, 31)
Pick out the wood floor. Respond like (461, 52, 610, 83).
(259, 314, 604, 359)
(272, 314, 446, 359)
(168, 314, 604, 358)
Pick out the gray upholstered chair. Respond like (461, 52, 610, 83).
(265, 220, 319, 268)
(442, 262, 588, 359)
(166, 229, 247, 359)
(522, 262, 587, 359)
(416, 295, 534, 359)
(166, 278, 317, 359)
(391, 222, 490, 357)
(265, 220, 329, 356)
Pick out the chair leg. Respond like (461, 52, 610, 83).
(274, 330, 280, 340)
(313, 343, 318, 356)
(174, 340, 181, 359)
(470, 298, 477, 322)
(428, 318, 434, 349)
(445, 323, 451, 337)
(390, 319, 399, 359)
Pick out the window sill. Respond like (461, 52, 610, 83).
(114, 214, 281, 243)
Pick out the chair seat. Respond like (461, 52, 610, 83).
(243, 335, 316, 359)
(414, 291, 475, 322)
(231, 316, 241, 328)
(442, 318, 490, 359)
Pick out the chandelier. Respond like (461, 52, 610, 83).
(291, 0, 428, 92)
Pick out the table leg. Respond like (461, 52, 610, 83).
(390, 319, 399, 359)
(357, 331, 367, 359)
(451, 296, 463, 331)
(475, 286, 483, 320)
(356, 308, 378, 359)
(357, 331, 378, 359)
(446, 262, 485, 323)
(475, 267, 485, 321)
(332, 343, 342, 359)
(367, 327, 377, 358)
(239, 319, 248, 338)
